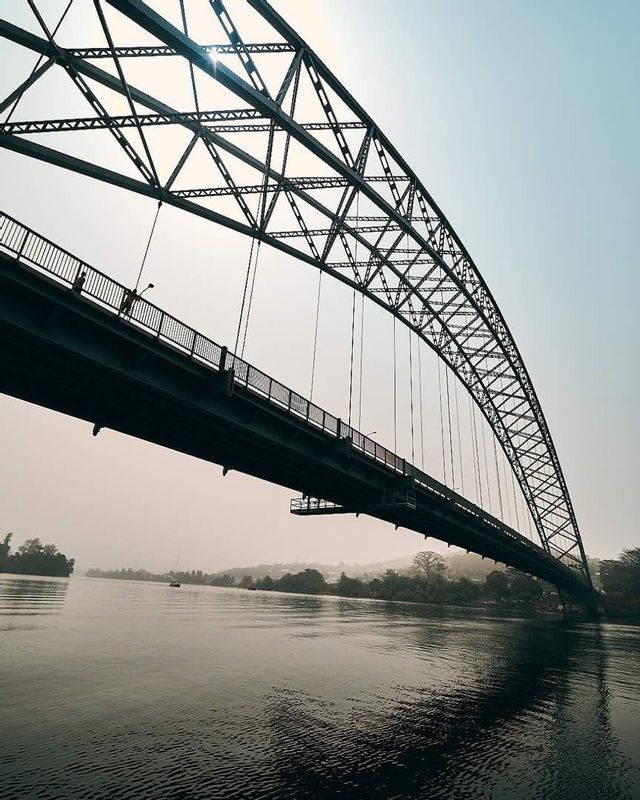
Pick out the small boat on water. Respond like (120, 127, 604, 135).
(169, 546, 181, 588)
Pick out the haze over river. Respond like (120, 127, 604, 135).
(1, 574, 638, 799)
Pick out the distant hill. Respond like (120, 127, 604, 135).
(445, 551, 506, 580)
(87, 549, 602, 587)
(204, 551, 511, 582)
(205, 555, 416, 582)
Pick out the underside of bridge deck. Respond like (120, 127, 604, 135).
(0, 251, 597, 612)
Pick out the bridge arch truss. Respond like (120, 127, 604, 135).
(0, 0, 592, 586)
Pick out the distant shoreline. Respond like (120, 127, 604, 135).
(84, 570, 565, 616)
(83, 573, 640, 622)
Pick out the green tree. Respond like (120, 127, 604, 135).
(507, 569, 543, 604)
(18, 538, 43, 555)
(601, 548, 640, 615)
(448, 577, 480, 605)
(277, 569, 327, 595)
(619, 548, 640, 591)
(239, 574, 253, 588)
(412, 551, 446, 579)
(336, 572, 365, 597)
(6, 537, 74, 577)
(0, 532, 12, 567)
(370, 570, 418, 601)
(211, 573, 236, 587)
(484, 570, 509, 602)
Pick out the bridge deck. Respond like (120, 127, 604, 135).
(0, 212, 594, 607)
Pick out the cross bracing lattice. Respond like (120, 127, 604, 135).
(0, 0, 592, 586)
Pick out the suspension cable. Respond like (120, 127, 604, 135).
(393, 316, 398, 453)
(5, 1, 75, 125)
(470, 400, 483, 506)
(357, 292, 365, 429)
(520, 491, 529, 539)
(526, 494, 534, 539)
(240, 240, 261, 358)
(134, 200, 162, 292)
(453, 378, 464, 496)
(437, 281, 448, 483)
(468, 398, 477, 501)
(349, 192, 364, 430)
(480, 414, 492, 514)
(309, 271, 323, 401)
(444, 367, 456, 489)
(94, 0, 160, 187)
(521, 496, 528, 538)
(524, 478, 533, 538)
(468, 397, 479, 503)
(348, 287, 357, 426)
(510, 466, 521, 532)
(505, 450, 516, 528)
(418, 341, 425, 469)
(502, 449, 513, 526)
(234, 236, 256, 353)
(492, 435, 505, 521)
(408, 331, 416, 465)
(245, 50, 301, 363)
(437, 359, 447, 484)
(240, 122, 278, 360)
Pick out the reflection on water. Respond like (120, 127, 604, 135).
(266, 620, 632, 799)
(0, 575, 638, 800)
(0, 574, 69, 619)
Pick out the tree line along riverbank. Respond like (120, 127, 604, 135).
(87, 548, 640, 617)
(1, 533, 75, 578)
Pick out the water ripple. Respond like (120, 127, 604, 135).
(0, 576, 638, 799)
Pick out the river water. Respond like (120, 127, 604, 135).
(1, 574, 638, 800)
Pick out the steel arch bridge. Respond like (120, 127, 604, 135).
(0, 1, 593, 598)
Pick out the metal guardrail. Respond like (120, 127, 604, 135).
(290, 498, 342, 513)
(290, 490, 417, 514)
(0, 210, 579, 576)
(0, 210, 405, 474)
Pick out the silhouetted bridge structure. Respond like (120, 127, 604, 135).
(0, 0, 596, 611)
(0, 212, 594, 608)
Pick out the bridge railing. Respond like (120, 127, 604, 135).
(0, 210, 578, 574)
(1, 212, 410, 465)
(290, 498, 342, 513)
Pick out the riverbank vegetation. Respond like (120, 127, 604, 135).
(251, 559, 547, 608)
(88, 552, 550, 610)
(1, 534, 75, 577)
(599, 548, 640, 617)
(86, 567, 245, 587)
(87, 548, 640, 617)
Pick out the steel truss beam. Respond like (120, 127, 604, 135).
(66, 42, 295, 58)
(171, 175, 407, 197)
(1, 108, 263, 133)
(0, 113, 367, 135)
(0, 2, 593, 588)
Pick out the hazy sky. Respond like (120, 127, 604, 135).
(1, 0, 638, 572)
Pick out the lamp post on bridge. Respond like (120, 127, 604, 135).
(138, 282, 154, 298)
